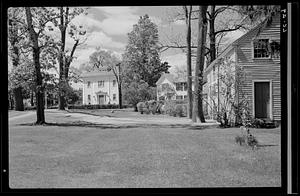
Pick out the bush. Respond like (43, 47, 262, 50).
(68, 104, 120, 110)
(137, 102, 146, 114)
(235, 127, 258, 150)
(164, 100, 187, 117)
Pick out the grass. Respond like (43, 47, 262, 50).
(9, 110, 281, 188)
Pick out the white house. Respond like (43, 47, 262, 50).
(81, 70, 119, 105)
(203, 13, 281, 122)
(156, 73, 194, 101)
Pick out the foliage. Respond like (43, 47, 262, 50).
(68, 104, 120, 110)
(157, 82, 177, 100)
(123, 81, 156, 111)
(89, 47, 123, 85)
(235, 127, 258, 150)
(164, 100, 187, 117)
(122, 14, 170, 87)
(205, 57, 250, 127)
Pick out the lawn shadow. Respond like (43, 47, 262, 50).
(17, 121, 211, 130)
(256, 144, 278, 148)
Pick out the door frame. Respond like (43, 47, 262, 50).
(252, 80, 273, 120)
(98, 95, 105, 105)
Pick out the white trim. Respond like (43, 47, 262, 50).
(252, 80, 273, 120)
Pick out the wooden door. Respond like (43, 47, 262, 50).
(254, 82, 270, 119)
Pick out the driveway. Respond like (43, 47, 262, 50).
(8, 109, 281, 188)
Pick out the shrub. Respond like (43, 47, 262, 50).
(137, 102, 146, 114)
(235, 126, 258, 150)
(175, 104, 186, 117)
(235, 135, 246, 145)
(163, 100, 187, 117)
(68, 104, 119, 110)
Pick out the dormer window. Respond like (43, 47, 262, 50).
(253, 39, 280, 59)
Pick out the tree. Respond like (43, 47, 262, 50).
(25, 7, 59, 124)
(56, 7, 87, 110)
(8, 7, 27, 111)
(183, 6, 193, 119)
(193, 6, 208, 123)
(89, 48, 124, 108)
(123, 81, 156, 111)
(123, 14, 170, 87)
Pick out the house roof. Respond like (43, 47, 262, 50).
(156, 73, 174, 85)
(81, 71, 115, 78)
(156, 73, 193, 86)
(204, 14, 273, 74)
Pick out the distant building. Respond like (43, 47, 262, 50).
(81, 71, 119, 105)
(204, 13, 281, 122)
(156, 73, 194, 101)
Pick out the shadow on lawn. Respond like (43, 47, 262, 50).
(17, 121, 212, 130)
(256, 144, 278, 148)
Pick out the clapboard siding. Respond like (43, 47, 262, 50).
(240, 65, 281, 120)
(236, 14, 281, 64)
(236, 13, 281, 121)
(204, 13, 281, 121)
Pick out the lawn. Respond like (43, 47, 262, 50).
(8, 110, 281, 188)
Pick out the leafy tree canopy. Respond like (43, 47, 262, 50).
(123, 14, 170, 87)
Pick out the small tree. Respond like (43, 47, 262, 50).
(123, 81, 156, 111)
(206, 57, 250, 127)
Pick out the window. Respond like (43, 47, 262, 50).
(113, 80, 117, 87)
(176, 95, 183, 100)
(87, 81, 91, 88)
(253, 39, 270, 58)
(176, 83, 186, 91)
(98, 80, 104, 88)
(113, 94, 116, 101)
(184, 95, 187, 100)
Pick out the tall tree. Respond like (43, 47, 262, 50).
(123, 14, 170, 87)
(183, 5, 193, 119)
(56, 7, 87, 110)
(193, 6, 208, 123)
(25, 7, 58, 124)
(8, 8, 26, 111)
(25, 7, 45, 124)
(89, 48, 123, 109)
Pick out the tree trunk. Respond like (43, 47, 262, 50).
(192, 6, 208, 123)
(118, 84, 122, 109)
(209, 6, 216, 64)
(13, 87, 24, 111)
(184, 6, 193, 119)
(58, 7, 66, 110)
(25, 7, 45, 124)
(30, 90, 34, 106)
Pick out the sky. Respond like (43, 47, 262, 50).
(63, 6, 245, 74)
(8, 6, 245, 89)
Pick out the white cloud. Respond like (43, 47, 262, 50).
(92, 7, 139, 35)
(161, 53, 187, 73)
(85, 31, 126, 49)
(72, 47, 96, 68)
